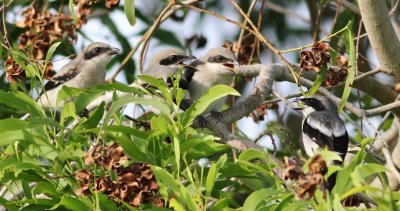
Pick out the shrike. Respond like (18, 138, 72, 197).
(141, 49, 196, 110)
(185, 47, 239, 114)
(295, 95, 348, 160)
(38, 42, 119, 109)
(295, 95, 349, 190)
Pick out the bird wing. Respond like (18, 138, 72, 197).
(302, 112, 348, 156)
(40, 60, 80, 94)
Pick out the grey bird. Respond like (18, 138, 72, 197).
(184, 47, 239, 114)
(140, 49, 197, 111)
(295, 94, 348, 190)
(38, 42, 119, 109)
(143, 48, 196, 89)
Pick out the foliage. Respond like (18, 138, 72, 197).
(0, 0, 399, 210)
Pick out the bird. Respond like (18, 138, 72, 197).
(141, 48, 197, 110)
(38, 42, 119, 109)
(184, 47, 239, 114)
(143, 48, 196, 89)
(295, 94, 349, 190)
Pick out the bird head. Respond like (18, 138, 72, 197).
(82, 42, 119, 66)
(294, 95, 337, 116)
(149, 49, 196, 67)
(202, 47, 239, 75)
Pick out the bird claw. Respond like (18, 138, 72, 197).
(209, 111, 223, 120)
(124, 115, 151, 129)
(196, 115, 208, 130)
(78, 108, 89, 118)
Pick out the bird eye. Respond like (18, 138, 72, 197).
(94, 47, 101, 53)
(217, 55, 224, 62)
(170, 55, 178, 61)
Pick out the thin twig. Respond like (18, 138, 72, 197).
(138, 1, 175, 72)
(229, 0, 304, 89)
(382, 147, 400, 184)
(329, 0, 343, 35)
(235, 0, 257, 58)
(0, 0, 14, 12)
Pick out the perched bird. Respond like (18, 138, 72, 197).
(185, 47, 239, 114)
(141, 48, 197, 110)
(38, 42, 119, 109)
(295, 95, 349, 190)
(143, 48, 196, 90)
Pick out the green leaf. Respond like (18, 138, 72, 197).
(242, 188, 284, 210)
(152, 166, 199, 211)
(333, 137, 369, 195)
(49, 196, 89, 211)
(338, 20, 356, 112)
(351, 163, 387, 187)
(60, 102, 77, 125)
(206, 154, 228, 197)
(104, 95, 170, 124)
(182, 85, 240, 127)
(69, 0, 78, 24)
(138, 75, 174, 106)
(43, 42, 61, 73)
(56, 86, 83, 107)
(124, 0, 136, 26)
(0, 90, 44, 117)
(0, 119, 28, 131)
(210, 198, 229, 211)
(80, 101, 105, 129)
(117, 136, 152, 162)
(306, 64, 328, 96)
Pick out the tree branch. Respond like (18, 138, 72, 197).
(358, 0, 400, 79)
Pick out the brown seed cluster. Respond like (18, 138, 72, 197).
(4, 57, 26, 83)
(16, 6, 77, 60)
(249, 103, 279, 122)
(283, 155, 328, 200)
(300, 42, 331, 73)
(75, 143, 162, 207)
(73, 0, 119, 28)
(13, 6, 76, 81)
(325, 55, 349, 87)
(299, 42, 349, 87)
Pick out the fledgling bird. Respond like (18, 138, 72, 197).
(143, 48, 196, 89)
(295, 95, 349, 190)
(141, 49, 197, 110)
(38, 42, 119, 109)
(185, 47, 239, 114)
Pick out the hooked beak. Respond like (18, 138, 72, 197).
(292, 98, 303, 111)
(178, 55, 197, 65)
(223, 60, 239, 73)
(108, 47, 120, 55)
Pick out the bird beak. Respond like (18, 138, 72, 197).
(178, 55, 197, 65)
(293, 98, 303, 111)
(223, 60, 239, 73)
(108, 47, 120, 55)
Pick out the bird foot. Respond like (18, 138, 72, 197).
(209, 111, 223, 120)
(124, 115, 151, 129)
(195, 115, 208, 130)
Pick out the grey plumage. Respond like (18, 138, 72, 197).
(144, 49, 196, 85)
(185, 47, 238, 114)
(142, 49, 196, 110)
(38, 42, 119, 108)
